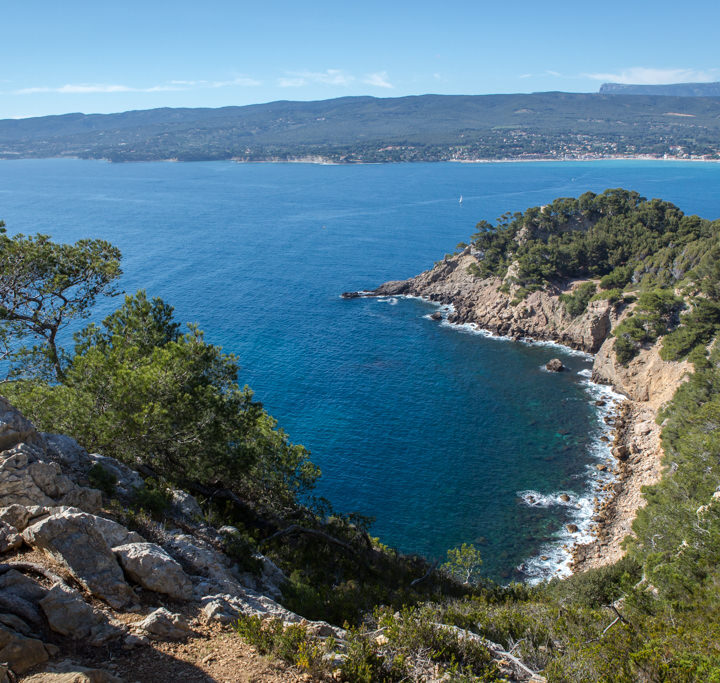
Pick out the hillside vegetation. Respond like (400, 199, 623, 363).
(3, 192, 720, 680)
(1, 93, 720, 162)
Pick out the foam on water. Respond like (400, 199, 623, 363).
(519, 374, 626, 583)
(405, 292, 628, 582)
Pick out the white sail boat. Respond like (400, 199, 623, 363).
(459, 195, 463, 205)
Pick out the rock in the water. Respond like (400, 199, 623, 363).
(429, 311, 443, 321)
(559, 493, 571, 503)
(566, 524, 579, 533)
(22, 511, 136, 610)
(134, 608, 191, 641)
(113, 542, 192, 600)
(0, 623, 50, 674)
(39, 584, 121, 644)
(545, 358, 565, 372)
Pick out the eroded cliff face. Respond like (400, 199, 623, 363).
(374, 248, 691, 404)
(367, 249, 693, 571)
(375, 250, 612, 354)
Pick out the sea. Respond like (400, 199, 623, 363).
(1, 158, 718, 581)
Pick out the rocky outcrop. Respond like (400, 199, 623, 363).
(113, 542, 193, 600)
(24, 660, 123, 683)
(133, 608, 192, 641)
(369, 250, 612, 353)
(22, 511, 137, 610)
(0, 397, 347, 679)
(39, 584, 121, 644)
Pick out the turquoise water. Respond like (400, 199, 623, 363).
(1, 159, 719, 580)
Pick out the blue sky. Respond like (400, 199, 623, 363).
(3, 0, 718, 118)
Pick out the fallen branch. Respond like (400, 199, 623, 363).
(261, 524, 358, 556)
(602, 616, 621, 636)
(410, 559, 439, 587)
(432, 622, 545, 681)
(0, 561, 67, 586)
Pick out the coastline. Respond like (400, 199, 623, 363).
(343, 265, 688, 580)
(414, 296, 644, 580)
(2, 154, 719, 165)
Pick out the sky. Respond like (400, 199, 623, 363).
(2, 0, 719, 119)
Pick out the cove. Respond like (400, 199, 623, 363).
(1, 158, 719, 580)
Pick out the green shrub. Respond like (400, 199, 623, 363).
(88, 463, 117, 496)
(131, 479, 172, 516)
(559, 282, 597, 317)
(600, 264, 634, 290)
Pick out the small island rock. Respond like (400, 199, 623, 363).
(545, 358, 565, 372)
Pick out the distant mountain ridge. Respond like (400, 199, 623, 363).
(1, 92, 720, 162)
(600, 81, 720, 96)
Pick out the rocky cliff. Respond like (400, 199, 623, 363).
(350, 249, 692, 572)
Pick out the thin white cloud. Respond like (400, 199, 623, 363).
(518, 73, 533, 79)
(14, 77, 261, 95)
(278, 77, 307, 87)
(584, 67, 719, 85)
(545, 70, 562, 77)
(363, 71, 393, 89)
(278, 69, 354, 88)
(170, 77, 261, 88)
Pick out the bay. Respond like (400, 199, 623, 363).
(1, 158, 718, 580)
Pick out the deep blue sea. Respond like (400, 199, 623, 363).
(1, 159, 719, 580)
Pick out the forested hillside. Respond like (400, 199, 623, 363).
(1, 92, 720, 162)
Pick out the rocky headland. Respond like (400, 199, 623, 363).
(344, 247, 692, 573)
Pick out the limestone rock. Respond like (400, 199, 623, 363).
(22, 511, 136, 610)
(113, 542, 192, 600)
(0, 397, 44, 452)
(0, 504, 31, 531)
(0, 611, 34, 636)
(201, 597, 238, 624)
(88, 514, 144, 549)
(0, 520, 22, 552)
(24, 660, 123, 683)
(170, 489, 203, 520)
(0, 624, 50, 674)
(87, 454, 144, 496)
(43, 433, 91, 471)
(133, 608, 191, 641)
(545, 358, 564, 372)
(164, 532, 241, 596)
(0, 568, 48, 603)
(0, 443, 101, 512)
(39, 584, 121, 644)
